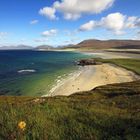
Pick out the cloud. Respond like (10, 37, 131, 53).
(41, 29, 57, 37)
(63, 13, 81, 20)
(79, 20, 97, 31)
(34, 38, 48, 43)
(20, 38, 26, 42)
(54, 0, 115, 20)
(39, 7, 57, 20)
(125, 17, 139, 28)
(39, 0, 115, 20)
(0, 32, 8, 36)
(79, 12, 140, 35)
(132, 18, 140, 27)
(100, 12, 125, 35)
(30, 20, 39, 25)
(0, 32, 8, 38)
(134, 31, 140, 40)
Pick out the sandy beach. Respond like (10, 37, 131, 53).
(80, 50, 140, 59)
(46, 63, 139, 96)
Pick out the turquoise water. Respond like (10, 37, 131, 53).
(0, 50, 91, 96)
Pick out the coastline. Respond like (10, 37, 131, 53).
(44, 63, 139, 96)
(78, 50, 140, 59)
(78, 51, 131, 59)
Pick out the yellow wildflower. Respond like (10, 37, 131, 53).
(18, 121, 26, 130)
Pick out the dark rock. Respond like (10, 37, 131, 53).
(76, 59, 102, 66)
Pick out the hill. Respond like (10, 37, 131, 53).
(35, 45, 54, 50)
(0, 45, 33, 50)
(64, 39, 140, 50)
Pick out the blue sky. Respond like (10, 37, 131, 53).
(0, 0, 140, 47)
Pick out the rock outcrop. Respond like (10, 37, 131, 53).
(76, 59, 102, 66)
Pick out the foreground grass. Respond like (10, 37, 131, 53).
(0, 58, 140, 140)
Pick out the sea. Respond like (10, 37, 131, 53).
(0, 50, 92, 96)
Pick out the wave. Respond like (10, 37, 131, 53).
(17, 69, 36, 74)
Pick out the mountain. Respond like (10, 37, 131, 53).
(65, 39, 140, 50)
(0, 45, 33, 50)
(35, 45, 54, 50)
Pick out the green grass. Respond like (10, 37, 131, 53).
(0, 58, 139, 140)
(97, 58, 140, 75)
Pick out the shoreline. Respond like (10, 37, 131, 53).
(78, 51, 131, 59)
(43, 67, 83, 97)
(43, 63, 139, 97)
(78, 50, 140, 59)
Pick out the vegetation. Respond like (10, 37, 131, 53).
(98, 58, 140, 75)
(0, 58, 139, 140)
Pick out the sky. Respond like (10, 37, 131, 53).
(0, 0, 140, 47)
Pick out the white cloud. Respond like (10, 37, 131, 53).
(20, 38, 26, 42)
(39, 7, 57, 20)
(79, 20, 97, 31)
(79, 12, 140, 35)
(54, 0, 114, 20)
(135, 19, 140, 27)
(64, 13, 81, 20)
(30, 20, 39, 24)
(125, 16, 140, 28)
(34, 38, 48, 43)
(39, 0, 115, 20)
(0, 32, 8, 36)
(101, 12, 125, 35)
(0, 32, 8, 38)
(41, 29, 57, 37)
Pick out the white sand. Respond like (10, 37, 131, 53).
(80, 52, 131, 59)
(45, 64, 139, 96)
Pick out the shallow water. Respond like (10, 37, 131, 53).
(0, 50, 92, 96)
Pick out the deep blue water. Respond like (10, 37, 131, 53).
(0, 50, 91, 96)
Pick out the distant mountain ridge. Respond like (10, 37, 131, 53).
(66, 39, 140, 49)
(35, 45, 54, 50)
(1, 39, 140, 50)
(0, 45, 33, 50)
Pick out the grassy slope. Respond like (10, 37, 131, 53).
(0, 59, 140, 140)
